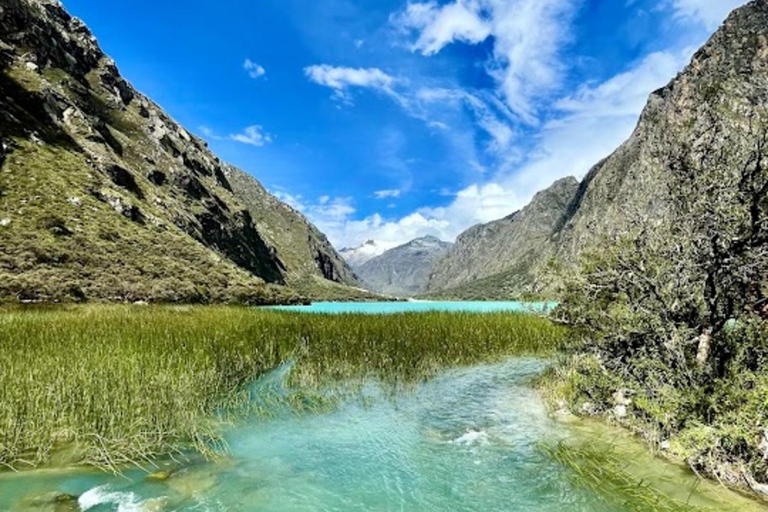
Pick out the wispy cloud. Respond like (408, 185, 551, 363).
(669, 0, 747, 30)
(199, 125, 222, 140)
(374, 189, 402, 199)
(304, 65, 400, 104)
(229, 125, 273, 147)
(392, 0, 492, 55)
(392, 0, 580, 123)
(244, 58, 266, 79)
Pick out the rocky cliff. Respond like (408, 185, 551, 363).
(427, 177, 579, 298)
(428, 0, 768, 299)
(0, 0, 357, 303)
(355, 236, 452, 297)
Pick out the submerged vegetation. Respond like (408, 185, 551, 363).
(0, 305, 564, 472)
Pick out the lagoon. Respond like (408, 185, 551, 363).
(268, 300, 557, 315)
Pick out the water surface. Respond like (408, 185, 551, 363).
(1, 359, 764, 512)
(268, 300, 557, 315)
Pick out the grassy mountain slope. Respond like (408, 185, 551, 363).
(0, 0, 360, 303)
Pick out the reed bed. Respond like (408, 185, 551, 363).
(0, 305, 564, 471)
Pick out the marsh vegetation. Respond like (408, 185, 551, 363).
(0, 305, 564, 472)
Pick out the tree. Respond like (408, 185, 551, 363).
(555, 109, 768, 381)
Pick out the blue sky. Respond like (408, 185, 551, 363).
(62, 0, 747, 250)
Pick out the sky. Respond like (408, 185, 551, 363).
(62, 0, 748, 251)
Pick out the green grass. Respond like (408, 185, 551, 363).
(0, 141, 300, 305)
(0, 305, 564, 472)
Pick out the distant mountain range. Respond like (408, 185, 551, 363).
(0, 0, 366, 303)
(353, 236, 453, 297)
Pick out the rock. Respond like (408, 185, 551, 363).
(579, 401, 597, 415)
(0, 217, 10, 227)
(612, 389, 632, 407)
(759, 429, 768, 460)
(133, 300, 149, 306)
(613, 404, 628, 419)
(143, 498, 169, 512)
(146, 469, 172, 481)
(147, 169, 167, 186)
(106, 164, 144, 199)
(20, 491, 79, 511)
(67, 197, 81, 207)
(553, 408, 579, 423)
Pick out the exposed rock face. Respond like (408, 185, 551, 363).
(553, 0, 768, 260)
(428, 177, 579, 297)
(355, 236, 453, 297)
(429, 0, 768, 299)
(0, 0, 354, 303)
(339, 240, 386, 269)
(224, 167, 359, 289)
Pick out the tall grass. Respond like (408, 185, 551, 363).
(0, 305, 564, 471)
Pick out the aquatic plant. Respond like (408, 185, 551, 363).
(0, 305, 564, 472)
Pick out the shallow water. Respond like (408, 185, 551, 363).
(1, 359, 765, 512)
(267, 300, 557, 314)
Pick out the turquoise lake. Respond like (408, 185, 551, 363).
(268, 300, 557, 314)
(2, 357, 765, 512)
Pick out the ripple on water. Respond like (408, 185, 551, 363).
(1, 358, 766, 512)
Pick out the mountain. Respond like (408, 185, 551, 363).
(427, 177, 579, 298)
(0, 0, 359, 303)
(355, 236, 453, 297)
(223, 168, 362, 298)
(428, 0, 768, 299)
(339, 240, 386, 269)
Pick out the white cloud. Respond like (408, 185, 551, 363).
(555, 49, 691, 120)
(304, 65, 399, 104)
(393, 0, 579, 122)
(670, 0, 747, 30)
(393, 0, 492, 55)
(304, 45, 695, 250)
(244, 59, 266, 79)
(229, 125, 273, 147)
(198, 125, 222, 140)
(374, 189, 402, 199)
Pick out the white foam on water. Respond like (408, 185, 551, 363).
(78, 485, 143, 512)
(451, 430, 489, 446)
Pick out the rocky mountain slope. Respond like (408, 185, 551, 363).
(428, 0, 768, 299)
(339, 240, 386, 269)
(355, 236, 452, 297)
(0, 0, 358, 303)
(427, 178, 579, 298)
